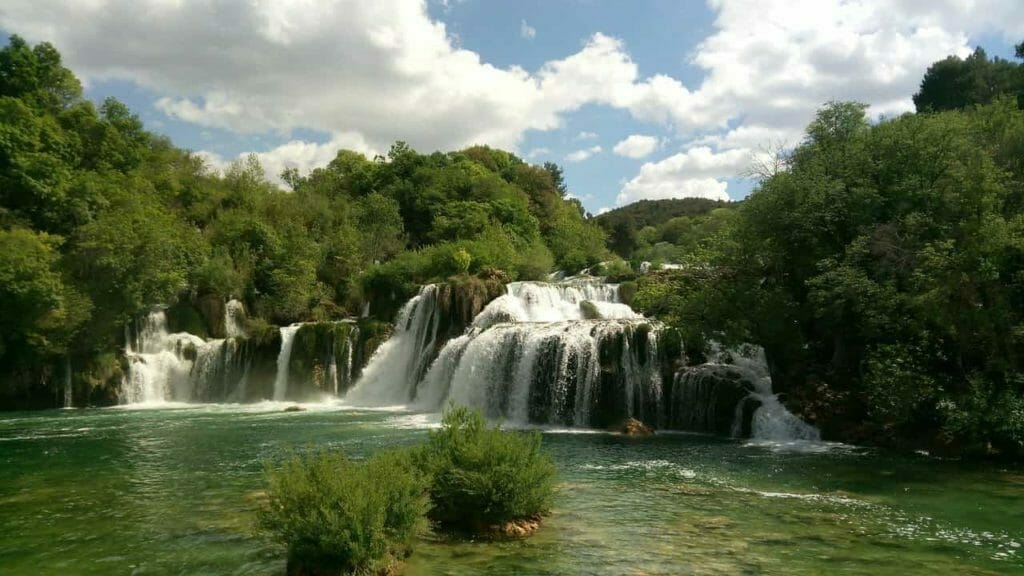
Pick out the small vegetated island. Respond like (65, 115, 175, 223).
(1, 34, 1024, 576)
(260, 407, 557, 575)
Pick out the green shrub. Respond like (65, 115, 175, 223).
(417, 406, 557, 533)
(618, 280, 637, 306)
(599, 259, 636, 282)
(258, 449, 430, 575)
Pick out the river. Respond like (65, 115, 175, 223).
(1, 402, 1021, 575)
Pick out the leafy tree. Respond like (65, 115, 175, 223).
(0, 228, 87, 361)
(914, 47, 1023, 112)
(355, 192, 406, 263)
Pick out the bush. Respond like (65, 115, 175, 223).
(598, 259, 636, 282)
(258, 449, 430, 576)
(417, 406, 558, 533)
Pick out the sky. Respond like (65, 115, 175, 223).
(1, 0, 1021, 214)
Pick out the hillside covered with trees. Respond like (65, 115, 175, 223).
(0, 36, 608, 409)
(3, 34, 1024, 459)
(631, 62, 1024, 457)
(594, 198, 734, 261)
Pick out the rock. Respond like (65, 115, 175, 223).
(485, 516, 542, 538)
(619, 417, 654, 436)
(284, 405, 306, 412)
(579, 300, 603, 320)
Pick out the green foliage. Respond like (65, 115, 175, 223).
(258, 450, 430, 575)
(451, 247, 472, 275)
(544, 201, 608, 272)
(354, 192, 405, 264)
(595, 198, 732, 259)
(0, 228, 87, 361)
(914, 47, 1023, 113)
(416, 406, 558, 532)
(647, 96, 1024, 457)
(594, 259, 635, 282)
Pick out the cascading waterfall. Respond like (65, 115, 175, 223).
(123, 310, 206, 404)
(347, 277, 820, 440)
(669, 345, 820, 440)
(120, 300, 367, 405)
(345, 286, 444, 405)
(422, 319, 663, 427)
(717, 346, 820, 441)
(347, 279, 665, 427)
(273, 324, 303, 401)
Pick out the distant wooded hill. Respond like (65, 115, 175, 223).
(594, 198, 733, 232)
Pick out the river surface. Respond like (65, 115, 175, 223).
(1, 403, 1022, 575)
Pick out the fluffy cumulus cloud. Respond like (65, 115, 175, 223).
(0, 1, 591, 168)
(566, 145, 602, 163)
(613, 134, 659, 159)
(1, 0, 1021, 200)
(617, 147, 748, 204)
(607, 0, 1023, 204)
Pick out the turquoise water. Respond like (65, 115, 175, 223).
(0, 403, 1021, 575)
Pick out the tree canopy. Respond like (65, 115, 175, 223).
(0, 36, 607, 407)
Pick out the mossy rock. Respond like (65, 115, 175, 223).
(579, 300, 603, 320)
(435, 274, 506, 338)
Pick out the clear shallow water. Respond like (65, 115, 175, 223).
(0, 404, 1022, 575)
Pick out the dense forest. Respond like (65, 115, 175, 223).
(2, 34, 1024, 458)
(627, 44, 1024, 457)
(0, 36, 608, 409)
(594, 198, 733, 261)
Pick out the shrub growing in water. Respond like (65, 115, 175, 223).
(417, 406, 558, 534)
(258, 449, 429, 575)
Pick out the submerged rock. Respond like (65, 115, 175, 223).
(283, 405, 306, 412)
(618, 417, 655, 436)
(484, 515, 543, 538)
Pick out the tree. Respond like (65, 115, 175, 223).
(914, 47, 1022, 112)
(0, 228, 87, 362)
(542, 161, 567, 196)
(355, 192, 406, 263)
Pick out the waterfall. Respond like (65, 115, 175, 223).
(225, 299, 246, 338)
(123, 311, 206, 404)
(273, 324, 303, 401)
(347, 279, 663, 427)
(345, 286, 443, 405)
(347, 277, 820, 440)
(707, 345, 820, 441)
(62, 357, 72, 409)
(426, 319, 663, 427)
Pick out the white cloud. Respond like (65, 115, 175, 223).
(612, 134, 659, 159)
(617, 146, 749, 204)
(610, 0, 1022, 205)
(0, 1, 624, 156)
(566, 145, 602, 163)
(3, 0, 1022, 207)
(198, 132, 377, 184)
(520, 19, 536, 40)
(575, 131, 598, 141)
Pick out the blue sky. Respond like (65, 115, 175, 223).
(1, 0, 1021, 213)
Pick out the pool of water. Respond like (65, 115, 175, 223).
(0, 402, 1021, 575)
